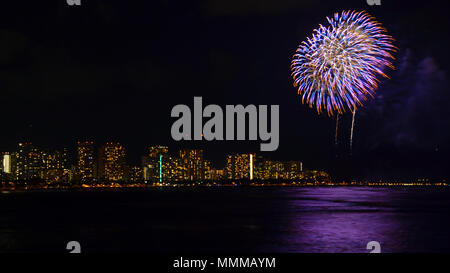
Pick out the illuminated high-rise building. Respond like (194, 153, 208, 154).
(284, 161, 303, 180)
(209, 168, 225, 181)
(179, 149, 205, 181)
(225, 153, 251, 180)
(142, 155, 151, 181)
(41, 149, 69, 182)
(253, 158, 303, 180)
(15, 142, 44, 180)
(252, 155, 264, 180)
(55, 148, 69, 170)
(149, 146, 168, 158)
(98, 142, 127, 181)
(203, 159, 211, 180)
(2, 153, 12, 174)
(162, 156, 185, 182)
(144, 146, 169, 182)
(260, 160, 283, 180)
(77, 141, 95, 181)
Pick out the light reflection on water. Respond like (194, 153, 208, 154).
(276, 188, 404, 252)
(1, 187, 450, 253)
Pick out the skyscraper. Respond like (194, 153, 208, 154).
(144, 146, 169, 182)
(257, 160, 283, 180)
(209, 168, 225, 181)
(98, 142, 126, 181)
(55, 148, 69, 171)
(2, 153, 12, 174)
(42, 148, 69, 182)
(284, 161, 303, 180)
(225, 153, 251, 180)
(253, 158, 303, 180)
(162, 156, 184, 182)
(179, 149, 205, 181)
(15, 142, 43, 181)
(149, 146, 168, 158)
(76, 141, 95, 181)
(203, 159, 211, 180)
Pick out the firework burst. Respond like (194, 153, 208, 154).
(291, 10, 396, 116)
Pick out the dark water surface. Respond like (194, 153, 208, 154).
(1, 187, 450, 253)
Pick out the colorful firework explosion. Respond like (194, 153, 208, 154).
(291, 10, 396, 115)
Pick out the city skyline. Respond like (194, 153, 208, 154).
(1, 140, 326, 185)
(1, 138, 447, 184)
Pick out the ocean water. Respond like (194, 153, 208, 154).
(1, 186, 450, 253)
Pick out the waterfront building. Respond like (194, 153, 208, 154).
(77, 141, 95, 181)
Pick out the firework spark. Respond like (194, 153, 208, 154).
(350, 110, 356, 154)
(291, 10, 396, 116)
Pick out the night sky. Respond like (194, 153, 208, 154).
(0, 0, 449, 181)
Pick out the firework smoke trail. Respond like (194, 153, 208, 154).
(291, 10, 396, 116)
(350, 110, 356, 154)
(335, 114, 340, 145)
